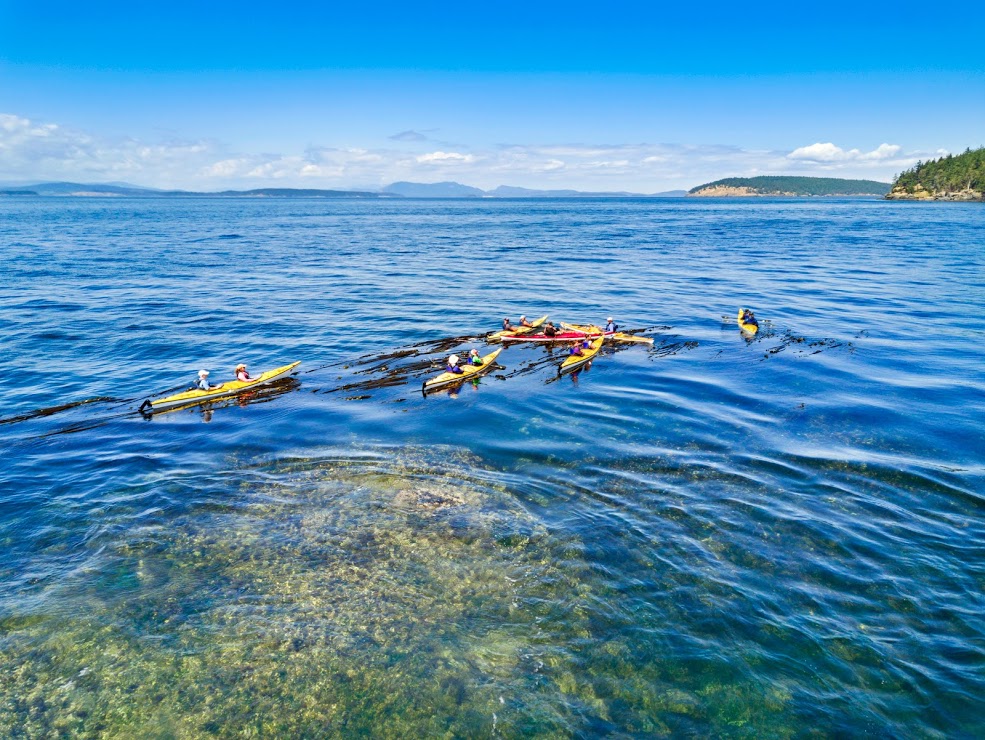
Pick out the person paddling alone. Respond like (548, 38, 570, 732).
(543, 321, 558, 338)
(235, 363, 253, 382)
(741, 309, 758, 328)
(604, 317, 618, 333)
(197, 369, 223, 391)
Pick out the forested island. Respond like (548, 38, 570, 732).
(886, 147, 984, 201)
(688, 176, 890, 197)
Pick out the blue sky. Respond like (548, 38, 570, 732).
(1, 1, 982, 191)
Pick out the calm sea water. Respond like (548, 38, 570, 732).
(0, 197, 982, 737)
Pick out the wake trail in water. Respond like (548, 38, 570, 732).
(719, 315, 858, 361)
(0, 397, 123, 426)
(7, 324, 773, 435)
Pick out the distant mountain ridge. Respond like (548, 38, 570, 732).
(689, 176, 890, 197)
(0, 180, 687, 199)
(0, 182, 393, 198)
(383, 181, 686, 198)
(383, 181, 486, 197)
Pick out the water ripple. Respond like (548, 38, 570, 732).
(0, 198, 982, 736)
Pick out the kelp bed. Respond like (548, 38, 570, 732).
(1, 447, 798, 738)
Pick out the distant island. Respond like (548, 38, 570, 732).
(383, 181, 687, 198)
(0, 182, 394, 199)
(688, 176, 891, 197)
(886, 147, 984, 201)
(0, 180, 687, 199)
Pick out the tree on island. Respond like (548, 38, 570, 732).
(892, 147, 985, 195)
(688, 176, 890, 196)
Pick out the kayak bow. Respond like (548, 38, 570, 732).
(139, 361, 301, 414)
(561, 322, 654, 344)
(502, 329, 616, 343)
(422, 348, 503, 394)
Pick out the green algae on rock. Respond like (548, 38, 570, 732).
(0, 446, 804, 737)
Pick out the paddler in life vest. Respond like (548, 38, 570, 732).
(467, 349, 484, 366)
(569, 338, 589, 356)
(740, 309, 758, 328)
(543, 321, 558, 337)
(197, 369, 223, 391)
(235, 363, 253, 382)
(519, 315, 534, 328)
(604, 317, 618, 333)
(502, 317, 515, 332)
(446, 354, 465, 374)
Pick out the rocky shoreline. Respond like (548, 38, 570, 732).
(689, 185, 772, 197)
(689, 185, 872, 197)
(885, 186, 984, 201)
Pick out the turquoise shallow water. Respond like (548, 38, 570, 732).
(0, 197, 983, 736)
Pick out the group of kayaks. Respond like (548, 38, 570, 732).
(488, 315, 654, 345)
(139, 309, 758, 413)
(422, 316, 652, 394)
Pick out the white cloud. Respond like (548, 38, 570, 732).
(416, 151, 475, 164)
(0, 112, 221, 188)
(788, 141, 904, 163)
(788, 142, 854, 161)
(201, 158, 248, 177)
(0, 111, 942, 192)
(859, 143, 902, 160)
(585, 159, 631, 170)
(0, 113, 58, 138)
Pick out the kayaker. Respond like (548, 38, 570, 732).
(468, 349, 484, 366)
(741, 309, 758, 327)
(446, 354, 464, 374)
(605, 317, 618, 333)
(197, 369, 223, 391)
(569, 341, 585, 357)
(543, 322, 558, 338)
(519, 315, 533, 328)
(235, 363, 253, 382)
(502, 317, 515, 332)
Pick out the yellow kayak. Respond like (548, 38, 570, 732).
(489, 314, 548, 341)
(139, 361, 301, 414)
(559, 334, 604, 375)
(423, 348, 503, 394)
(737, 308, 759, 335)
(561, 322, 654, 345)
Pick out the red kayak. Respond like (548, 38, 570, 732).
(502, 329, 616, 343)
